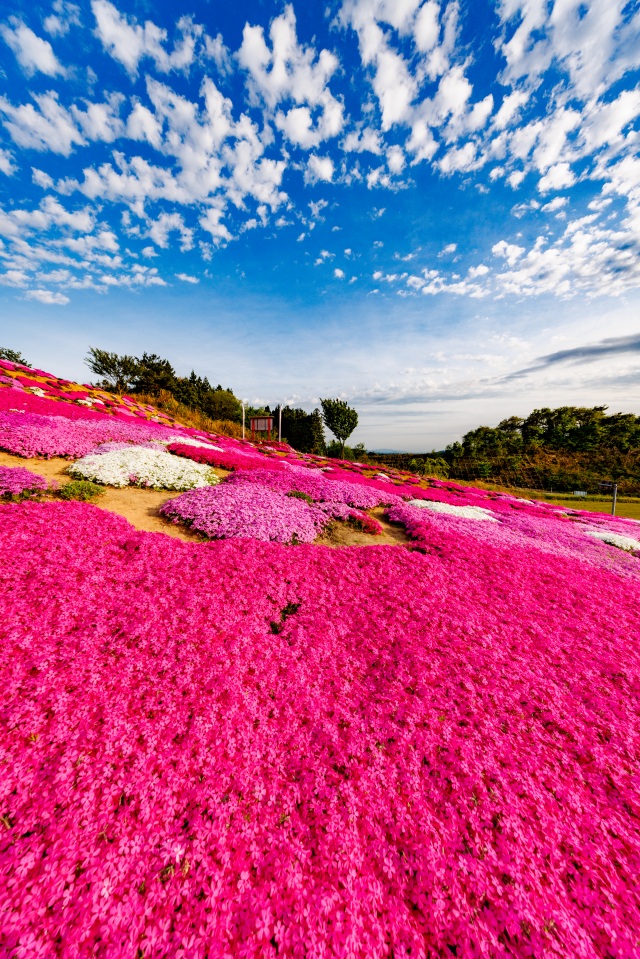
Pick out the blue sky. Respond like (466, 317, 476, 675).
(1, 0, 639, 450)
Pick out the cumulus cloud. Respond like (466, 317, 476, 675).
(0, 148, 16, 176)
(497, 0, 640, 99)
(203, 32, 232, 76)
(25, 287, 70, 304)
(1, 17, 66, 77)
(148, 212, 194, 251)
(305, 154, 334, 183)
(538, 161, 575, 193)
(91, 0, 201, 76)
(175, 272, 198, 283)
(44, 1, 81, 37)
(0, 92, 85, 155)
(239, 5, 344, 149)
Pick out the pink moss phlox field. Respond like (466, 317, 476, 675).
(0, 465, 49, 497)
(386, 502, 640, 580)
(168, 443, 284, 473)
(2, 502, 640, 957)
(228, 466, 400, 509)
(160, 483, 327, 542)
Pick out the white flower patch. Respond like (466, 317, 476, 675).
(407, 499, 498, 522)
(161, 436, 223, 451)
(69, 446, 219, 490)
(586, 529, 640, 552)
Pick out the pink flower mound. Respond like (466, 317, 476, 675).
(168, 443, 283, 473)
(229, 466, 399, 508)
(0, 465, 48, 497)
(2, 502, 640, 957)
(161, 483, 326, 542)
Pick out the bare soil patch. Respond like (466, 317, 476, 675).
(315, 507, 412, 548)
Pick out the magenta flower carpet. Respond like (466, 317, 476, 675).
(1, 360, 640, 957)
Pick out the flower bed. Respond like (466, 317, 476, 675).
(1, 501, 639, 956)
(406, 498, 498, 521)
(161, 483, 327, 542)
(0, 465, 49, 498)
(0, 409, 179, 459)
(168, 442, 282, 472)
(586, 528, 640, 552)
(69, 447, 219, 490)
(228, 465, 400, 508)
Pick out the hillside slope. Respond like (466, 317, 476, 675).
(1, 359, 640, 958)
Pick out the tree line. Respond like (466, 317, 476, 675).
(447, 406, 640, 458)
(84, 348, 360, 457)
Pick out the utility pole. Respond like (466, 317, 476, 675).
(242, 401, 246, 441)
(599, 481, 618, 516)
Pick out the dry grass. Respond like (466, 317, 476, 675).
(131, 391, 244, 438)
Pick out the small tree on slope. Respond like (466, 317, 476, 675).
(320, 398, 358, 458)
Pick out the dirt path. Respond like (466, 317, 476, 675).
(1, 452, 412, 548)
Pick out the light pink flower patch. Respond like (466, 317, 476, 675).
(161, 482, 327, 542)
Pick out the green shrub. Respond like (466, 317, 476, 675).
(286, 490, 314, 504)
(57, 480, 106, 502)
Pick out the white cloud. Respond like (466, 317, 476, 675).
(0, 196, 94, 238)
(72, 94, 125, 142)
(175, 272, 198, 283)
(493, 90, 528, 130)
(507, 169, 526, 189)
(0, 269, 30, 287)
(0, 92, 85, 155)
(199, 206, 232, 245)
(538, 161, 575, 193)
(203, 32, 232, 76)
(439, 141, 478, 174)
(125, 101, 162, 148)
(341, 125, 383, 154)
(497, 0, 640, 100)
(91, 0, 201, 76)
(305, 154, 334, 183)
(0, 149, 16, 176)
(239, 5, 343, 148)
(309, 199, 328, 218)
(148, 211, 193, 251)
(1, 17, 66, 77)
(541, 196, 568, 213)
(334, 267, 345, 278)
(386, 144, 405, 173)
(492, 240, 525, 265)
(468, 263, 489, 277)
(44, 1, 81, 37)
(25, 287, 69, 304)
